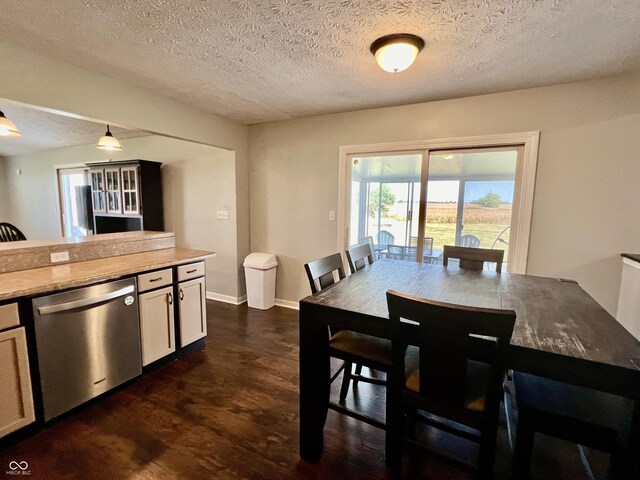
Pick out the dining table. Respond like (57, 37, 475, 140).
(298, 259, 640, 476)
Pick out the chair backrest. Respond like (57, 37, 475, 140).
(424, 237, 434, 254)
(377, 230, 394, 247)
(460, 234, 481, 248)
(358, 236, 375, 251)
(346, 243, 374, 274)
(442, 246, 505, 273)
(304, 253, 346, 294)
(0, 223, 27, 242)
(386, 290, 516, 411)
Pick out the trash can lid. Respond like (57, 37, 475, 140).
(243, 252, 278, 269)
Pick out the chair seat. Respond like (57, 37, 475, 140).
(513, 372, 633, 431)
(406, 350, 489, 413)
(329, 330, 393, 367)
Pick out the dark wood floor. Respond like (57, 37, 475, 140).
(0, 301, 608, 479)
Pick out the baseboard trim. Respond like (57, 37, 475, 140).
(275, 299, 299, 310)
(206, 292, 298, 310)
(206, 292, 247, 305)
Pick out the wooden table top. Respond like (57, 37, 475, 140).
(301, 260, 640, 394)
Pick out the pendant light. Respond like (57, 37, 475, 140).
(0, 110, 21, 137)
(97, 124, 122, 151)
(370, 33, 425, 73)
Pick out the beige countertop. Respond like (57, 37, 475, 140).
(0, 248, 215, 301)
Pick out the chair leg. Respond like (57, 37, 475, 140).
(512, 413, 535, 480)
(353, 364, 363, 387)
(405, 408, 417, 440)
(478, 422, 498, 480)
(339, 362, 352, 401)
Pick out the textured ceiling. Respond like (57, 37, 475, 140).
(0, 101, 145, 156)
(1, 1, 639, 124)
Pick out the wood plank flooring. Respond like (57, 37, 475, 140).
(0, 301, 608, 479)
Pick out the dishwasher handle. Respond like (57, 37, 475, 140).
(37, 285, 135, 315)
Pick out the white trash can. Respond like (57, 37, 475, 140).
(243, 253, 278, 310)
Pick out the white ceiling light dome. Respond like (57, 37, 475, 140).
(371, 33, 425, 73)
(0, 110, 21, 137)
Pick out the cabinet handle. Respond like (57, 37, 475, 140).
(186, 269, 197, 274)
(168, 292, 173, 305)
(149, 277, 163, 282)
(179, 289, 184, 301)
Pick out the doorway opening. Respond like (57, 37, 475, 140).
(57, 167, 93, 237)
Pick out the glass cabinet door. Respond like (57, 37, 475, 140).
(105, 168, 122, 214)
(121, 167, 140, 214)
(90, 170, 106, 212)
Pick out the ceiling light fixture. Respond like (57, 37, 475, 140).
(97, 125, 122, 151)
(370, 33, 425, 73)
(0, 110, 21, 137)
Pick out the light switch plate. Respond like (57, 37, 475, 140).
(216, 210, 229, 220)
(329, 210, 335, 221)
(50, 251, 70, 263)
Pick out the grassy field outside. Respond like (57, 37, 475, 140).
(424, 223, 510, 259)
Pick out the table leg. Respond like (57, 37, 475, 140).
(299, 302, 330, 462)
(611, 399, 640, 479)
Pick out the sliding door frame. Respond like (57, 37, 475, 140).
(337, 132, 540, 274)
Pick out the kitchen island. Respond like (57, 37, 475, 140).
(0, 231, 214, 441)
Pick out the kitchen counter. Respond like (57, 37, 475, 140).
(0, 247, 214, 301)
(622, 253, 640, 264)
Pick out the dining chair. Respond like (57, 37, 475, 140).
(0, 223, 27, 242)
(377, 230, 395, 248)
(386, 245, 410, 261)
(385, 290, 516, 478)
(304, 253, 392, 428)
(346, 242, 375, 273)
(424, 237, 434, 254)
(461, 234, 481, 248)
(509, 372, 634, 479)
(443, 245, 505, 273)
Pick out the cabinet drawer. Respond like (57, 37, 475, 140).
(138, 268, 173, 293)
(177, 262, 205, 282)
(0, 303, 20, 331)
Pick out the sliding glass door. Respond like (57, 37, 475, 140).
(347, 146, 522, 270)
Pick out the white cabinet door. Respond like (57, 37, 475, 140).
(0, 327, 35, 438)
(178, 277, 207, 347)
(139, 286, 175, 366)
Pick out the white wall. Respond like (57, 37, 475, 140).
(0, 41, 250, 299)
(249, 74, 640, 315)
(3, 136, 238, 297)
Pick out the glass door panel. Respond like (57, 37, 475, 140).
(349, 154, 422, 261)
(425, 147, 519, 269)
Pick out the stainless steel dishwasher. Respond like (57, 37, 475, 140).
(32, 277, 142, 421)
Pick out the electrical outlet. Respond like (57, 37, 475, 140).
(216, 210, 229, 220)
(329, 210, 335, 221)
(50, 251, 70, 263)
